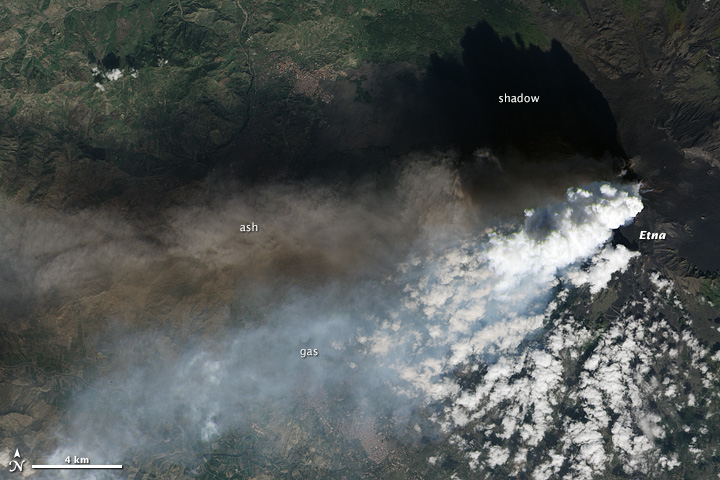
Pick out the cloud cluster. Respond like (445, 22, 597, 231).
(363, 182, 643, 403)
(566, 244, 639, 294)
(426, 271, 720, 480)
(486, 183, 642, 292)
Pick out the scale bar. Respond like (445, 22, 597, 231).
(32, 465, 123, 469)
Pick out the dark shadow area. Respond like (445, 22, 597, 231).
(425, 21, 626, 159)
(221, 22, 626, 190)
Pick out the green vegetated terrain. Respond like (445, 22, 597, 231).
(0, 0, 545, 206)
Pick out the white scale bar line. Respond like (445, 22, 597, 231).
(32, 465, 123, 469)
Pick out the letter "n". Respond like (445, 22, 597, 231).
(8, 459, 25, 472)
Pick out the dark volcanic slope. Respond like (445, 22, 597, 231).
(529, 0, 720, 154)
(526, 0, 720, 274)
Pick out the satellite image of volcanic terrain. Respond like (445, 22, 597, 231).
(2, 0, 720, 479)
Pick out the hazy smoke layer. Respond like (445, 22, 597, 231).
(2, 160, 643, 478)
